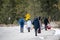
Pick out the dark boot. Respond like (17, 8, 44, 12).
(35, 30, 37, 36)
(28, 27, 30, 32)
(45, 25, 47, 31)
(38, 28, 41, 33)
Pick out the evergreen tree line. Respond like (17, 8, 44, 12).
(0, 0, 60, 24)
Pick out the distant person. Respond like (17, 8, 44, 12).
(32, 17, 40, 36)
(44, 17, 49, 30)
(18, 18, 25, 33)
(26, 19, 32, 32)
(38, 16, 42, 33)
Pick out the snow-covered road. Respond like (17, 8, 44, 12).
(0, 26, 60, 40)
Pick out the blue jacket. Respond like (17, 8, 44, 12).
(18, 18, 25, 27)
(32, 18, 40, 30)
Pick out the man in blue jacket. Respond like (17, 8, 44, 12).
(18, 18, 25, 33)
(32, 17, 40, 36)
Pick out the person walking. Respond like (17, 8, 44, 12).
(18, 18, 25, 33)
(38, 16, 42, 33)
(32, 17, 40, 36)
(26, 19, 32, 32)
(44, 17, 49, 30)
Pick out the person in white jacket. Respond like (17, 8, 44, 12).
(26, 19, 32, 32)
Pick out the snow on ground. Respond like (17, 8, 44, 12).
(0, 25, 60, 40)
(51, 28, 60, 35)
(50, 22, 59, 28)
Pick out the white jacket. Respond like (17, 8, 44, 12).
(26, 20, 32, 28)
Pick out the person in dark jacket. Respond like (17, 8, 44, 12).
(32, 17, 40, 36)
(18, 18, 25, 33)
(38, 16, 41, 33)
(44, 17, 49, 30)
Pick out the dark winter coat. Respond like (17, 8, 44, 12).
(44, 18, 49, 25)
(32, 18, 40, 30)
